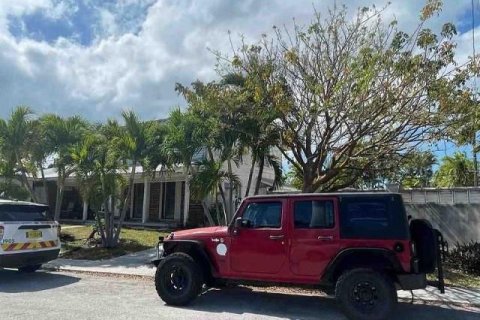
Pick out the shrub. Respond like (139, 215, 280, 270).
(446, 242, 480, 276)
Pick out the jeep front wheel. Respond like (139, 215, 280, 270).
(155, 252, 204, 306)
(335, 269, 397, 320)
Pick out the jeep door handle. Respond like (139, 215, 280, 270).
(318, 236, 333, 241)
(269, 234, 285, 240)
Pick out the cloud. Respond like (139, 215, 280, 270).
(0, 0, 476, 122)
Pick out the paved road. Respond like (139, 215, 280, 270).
(1, 270, 479, 320)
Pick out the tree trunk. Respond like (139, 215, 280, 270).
(14, 150, 38, 202)
(20, 169, 38, 202)
(201, 200, 215, 226)
(218, 184, 228, 225)
(40, 166, 48, 205)
(54, 174, 65, 221)
(227, 158, 234, 221)
(95, 209, 106, 245)
(244, 153, 256, 197)
(113, 165, 136, 245)
(103, 198, 112, 248)
(302, 167, 315, 193)
(254, 156, 265, 195)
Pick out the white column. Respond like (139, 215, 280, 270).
(82, 201, 88, 221)
(174, 181, 182, 223)
(142, 176, 151, 224)
(183, 178, 190, 226)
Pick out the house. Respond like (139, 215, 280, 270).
(30, 150, 280, 228)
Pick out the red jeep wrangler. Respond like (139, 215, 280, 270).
(153, 193, 447, 320)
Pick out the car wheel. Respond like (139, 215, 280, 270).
(335, 268, 397, 320)
(18, 264, 42, 273)
(155, 252, 204, 306)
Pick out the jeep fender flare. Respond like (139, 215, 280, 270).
(156, 240, 218, 282)
(321, 248, 404, 285)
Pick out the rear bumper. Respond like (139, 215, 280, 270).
(0, 249, 60, 268)
(397, 273, 427, 290)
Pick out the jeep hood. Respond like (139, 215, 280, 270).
(171, 226, 228, 240)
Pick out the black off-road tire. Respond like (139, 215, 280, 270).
(18, 264, 42, 273)
(155, 252, 204, 306)
(335, 268, 397, 320)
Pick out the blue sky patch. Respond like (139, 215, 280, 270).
(7, 0, 155, 45)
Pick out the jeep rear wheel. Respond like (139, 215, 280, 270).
(155, 252, 204, 306)
(335, 269, 397, 320)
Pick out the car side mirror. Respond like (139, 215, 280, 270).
(234, 217, 243, 229)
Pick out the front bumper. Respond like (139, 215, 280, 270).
(0, 249, 60, 268)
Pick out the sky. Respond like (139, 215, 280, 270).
(0, 0, 479, 160)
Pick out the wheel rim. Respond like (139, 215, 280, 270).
(163, 264, 190, 295)
(350, 281, 379, 313)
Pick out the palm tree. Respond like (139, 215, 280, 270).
(220, 73, 284, 196)
(0, 107, 38, 201)
(433, 152, 475, 187)
(111, 111, 150, 243)
(42, 114, 88, 220)
(70, 132, 125, 247)
(28, 119, 51, 204)
(190, 159, 239, 225)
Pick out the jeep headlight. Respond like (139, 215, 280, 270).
(157, 243, 164, 259)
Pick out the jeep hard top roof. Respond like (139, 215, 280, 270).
(245, 191, 400, 200)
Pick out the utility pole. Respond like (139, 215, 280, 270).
(472, 0, 478, 187)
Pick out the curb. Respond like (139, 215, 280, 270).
(42, 265, 155, 280)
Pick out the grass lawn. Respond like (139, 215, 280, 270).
(60, 225, 170, 260)
(438, 269, 480, 288)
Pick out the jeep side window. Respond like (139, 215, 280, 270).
(294, 200, 334, 229)
(242, 202, 282, 229)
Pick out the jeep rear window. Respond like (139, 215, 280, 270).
(294, 200, 334, 229)
(340, 196, 409, 240)
(0, 205, 50, 222)
(242, 202, 282, 228)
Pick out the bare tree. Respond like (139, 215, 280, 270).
(219, 2, 472, 192)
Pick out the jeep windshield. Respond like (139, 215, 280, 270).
(0, 205, 51, 222)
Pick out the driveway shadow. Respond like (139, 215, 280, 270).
(0, 269, 80, 293)
(179, 287, 480, 320)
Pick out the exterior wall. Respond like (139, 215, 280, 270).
(400, 187, 480, 245)
(401, 188, 480, 204)
(405, 203, 480, 245)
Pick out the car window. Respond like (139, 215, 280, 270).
(294, 200, 334, 229)
(242, 202, 282, 228)
(0, 205, 50, 222)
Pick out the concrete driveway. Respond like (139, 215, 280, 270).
(0, 269, 479, 320)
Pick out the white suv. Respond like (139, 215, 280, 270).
(0, 199, 60, 272)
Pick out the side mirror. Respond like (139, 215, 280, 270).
(234, 217, 243, 229)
